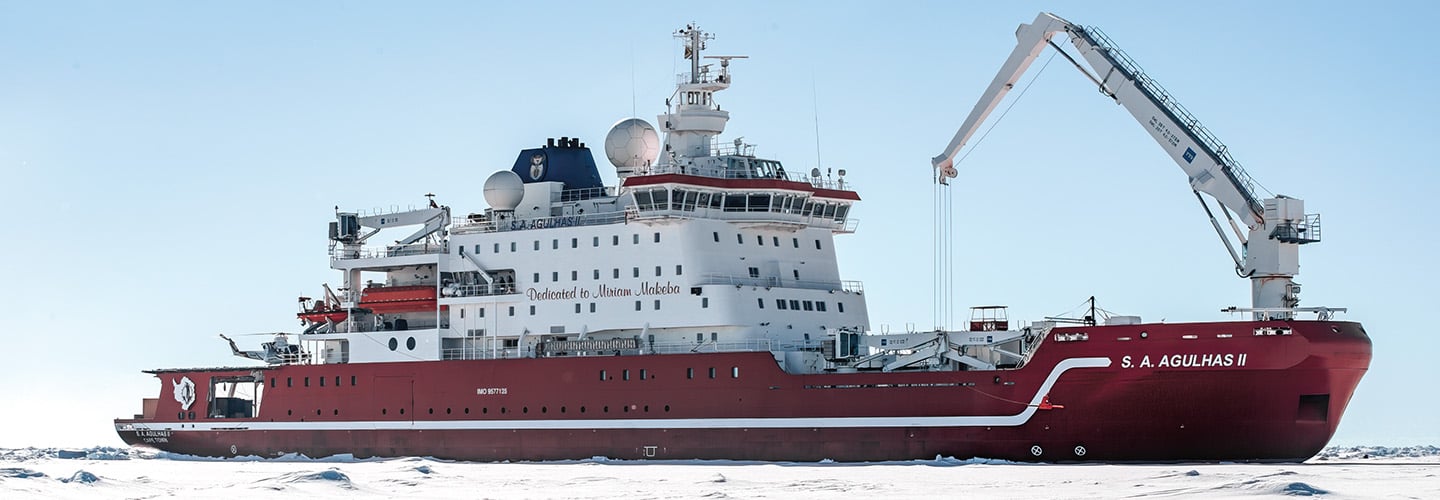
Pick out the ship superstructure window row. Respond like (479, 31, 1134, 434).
(631, 187, 851, 221)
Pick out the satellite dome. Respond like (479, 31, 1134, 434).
(603, 118, 660, 178)
(483, 170, 524, 211)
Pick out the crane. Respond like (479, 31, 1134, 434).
(934, 12, 1333, 320)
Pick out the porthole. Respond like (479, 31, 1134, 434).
(446, 408, 452, 414)
(604, 406, 609, 413)
(399, 408, 405, 415)
(428, 408, 434, 415)
(523, 407, 529, 414)
(580, 406, 586, 413)
(287, 410, 293, 416)
(382, 409, 388, 415)
(388, 338, 398, 351)
(644, 405, 650, 412)
(406, 337, 417, 350)
(664, 405, 671, 412)
(316, 409, 321, 416)
(560, 406, 567, 413)
(541, 406, 548, 414)
(333, 409, 339, 416)
(623, 405, 630, 413)
(501, 407, 507, 414)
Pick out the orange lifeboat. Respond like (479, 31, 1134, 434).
(358, 285, 437, 314)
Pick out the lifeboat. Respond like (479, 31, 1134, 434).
(358, 285, 437, 314)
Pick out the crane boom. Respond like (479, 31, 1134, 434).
(937, 12, 1328, 318)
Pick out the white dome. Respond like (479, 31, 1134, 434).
(603, 118, 660, 178)
(483, 170, 524, 211)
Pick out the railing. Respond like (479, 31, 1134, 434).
(1077, 26, 1263, 213)
(695, 273, 863, 293)
(450, 211, 629, 234)
(331, 241, 448, 260)
(442, 283, 519, 298)
(640, 162, 855, 192)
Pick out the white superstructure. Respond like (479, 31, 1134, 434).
(298, 26, 869, 369)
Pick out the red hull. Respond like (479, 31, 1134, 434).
(115, 320, 1370, 462)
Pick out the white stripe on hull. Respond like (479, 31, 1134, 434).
(121, 357, 1110, 433)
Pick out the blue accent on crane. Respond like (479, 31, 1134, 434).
(1183, 147, 1196, 163)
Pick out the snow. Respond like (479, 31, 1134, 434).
(1, 446, 1436, 499)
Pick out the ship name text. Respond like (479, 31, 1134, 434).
(527, 281, 683, 301)
(1120, 353, 1248, 369)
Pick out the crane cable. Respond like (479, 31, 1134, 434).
(935, 42, 1063, 332)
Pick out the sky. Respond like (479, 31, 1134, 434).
(1, 1, 1436, 448)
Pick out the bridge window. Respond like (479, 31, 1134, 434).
(748, 267, 760, 278)
(790, 300, 800, 310)
(793, 238, 800, 248)
(757, 298, 765, 309)
(757, 235, 764, 245)
(713, 231, 719, 242)
(817, 302, 827, 312)
(803, 301, 813, 311)
(736, 233, 744, 244)
(773, 236, 780, 246)
(815, 239, 823, 250)
(777, 299, 787, 310)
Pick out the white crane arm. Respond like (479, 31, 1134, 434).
(931, 13, 1071, 184)
(934, 12, 1265, 226)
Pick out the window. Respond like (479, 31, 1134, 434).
(623, 369, 630, 381)
(305, 377, 310, 387)
(793, 238, 800, 248)
(790, 300, 800, 310)
(838, 302, 845, 313)
(593, 269, 600, 280)
(534, 240, 540, 250)
(654, 299, 661, 310)
(676, 265, 683, 275)
(687, 367, 695, 379)
(817, 302, 827, 312)
(793, 270, 800, 279)
(552, 271, 559, 282)
(773, 236, 780, 246)
(529, 305, 536, 315)
(533, 272, 540, 283)
(815, 239, 823, 250)
(474, 244, 481, 254)
(757, 235, 764, 245)
(654, 266, 662, 277)
(493, 243, 500, 253)
(748, 267, 760, 278)
(712, 332, 718, 342)
(589, 302, 596, 313)
(510, 242, 516, 252)
(320, 377, 325, 387)
(600, 370, 607, 381)
(269, 377, 275, 388)
(736, 233, 744, 244)
(613, 235, 619, 246)
(702, 297, 709, 308)
(479, 307, 486, 317)
(712, 231, 720, 242)
(287, 377, 293, 387)
(508, 306, 515, 316)
(553, 239, 559, 249)
(351, 376, 356, 386)
(803, 301, 814, 311)
(709, 367, 717, 379)
(571, 270, 578, 281)
(640, 369, 648, 380)
(575, 303, 582, 313)
(695, 334, 703, 343)
(777, 299, 787, 310)
(460, 308, 465, 319)
(593, 236, 600, 247)
(633, 234, 639, 244)
(613, 268, 620, 279)
(653, 232, 660, 243)
(732, 367, 740, 378)
(633, 267, 640, 278)
(757, 298, 765, 309)
(570, 237, 578, 248)
(635, 300, 642, 311)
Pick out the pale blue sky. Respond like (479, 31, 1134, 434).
(1, 1, 1434, 447)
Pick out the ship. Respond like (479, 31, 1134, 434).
(115, 15, 1371, 463)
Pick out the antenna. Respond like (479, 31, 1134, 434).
(812, 70, 822, 175)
